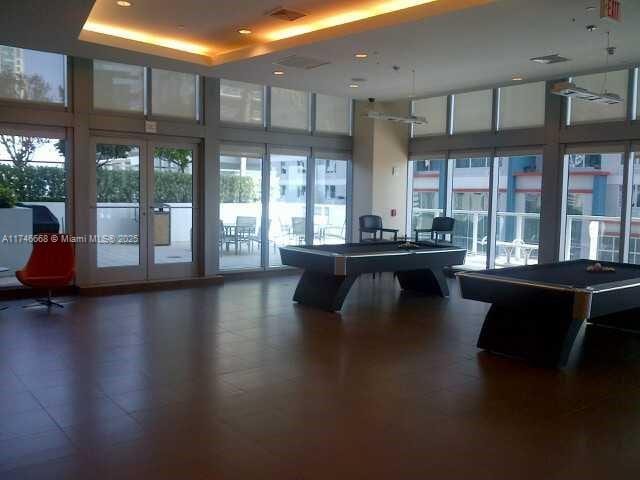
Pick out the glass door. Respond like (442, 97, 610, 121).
(147, 142, 198, 279)
(90, 137, 198, 283)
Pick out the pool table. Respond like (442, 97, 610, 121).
(458, 259, 640, 367)
(280, 241, 466, 311)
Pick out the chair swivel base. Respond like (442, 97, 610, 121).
(22, 291, 70, 309)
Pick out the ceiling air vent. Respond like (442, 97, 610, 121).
(267, 7, 307, 22)
(275, 55, 330, 70)
(530, 54, 571, 64)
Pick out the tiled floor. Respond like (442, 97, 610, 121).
(1, 274, 639, 479)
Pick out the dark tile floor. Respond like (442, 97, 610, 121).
(1, 274, 640, 479)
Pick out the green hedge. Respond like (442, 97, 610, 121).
(1, 164, 257, 204)
(0, 164, 66, 202)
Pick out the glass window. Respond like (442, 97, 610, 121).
(495, 155, 543, 268)
(452, 90, 492, 134)
(315, 94, 350, 134)
(412, 96, 447, 137)
(569, 70, 628, 124)
(451, 156, 491, 268)
(0, 45, 65, 104)
(408, 159, 446, 235)
(630, 152, 640, 264)
(219, 146, 263, 270)
(498, 82, 545, 130)
(314, 158, 348, 244)
(151, 69, 198, 120)
(270, 87, 310, 131)
(564, 152, 623, 261)
(269, 151, 308, 265)
(94, 60, 145, 113)
(0, 131, 67, 284)
(220, 79, 264, 125)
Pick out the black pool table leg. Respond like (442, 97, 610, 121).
(477, 304, 585, 367)
(293, 271, 358, 312)
(395, 268, 450, 297)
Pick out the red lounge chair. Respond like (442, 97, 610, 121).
(16, 234, 75, 309)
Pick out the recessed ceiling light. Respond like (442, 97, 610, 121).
(354, 53, 368, 59)
(586, 24, 598, 32)
(349, 83, 360, 88)
(238, 29, 252, 35)
(273, 70, 285, 76)
(116, 1, 132, 6)
(512, 75, 524, 81)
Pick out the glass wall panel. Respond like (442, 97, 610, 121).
(0, 45, 65, 104)
(0, 132, 67, 285)
(151, 69, 197, 119)
(564, 152, 623, 261)
(93, 61, 145, 113)
(314, 158, 347, 244)
(96, 143, 141, 268)
(270, 87, 309, 131)
(412, 97, 447, 137)
(269, 152, 307, 266)
(494, 155, 543, 267)
(315, 94, 350, 134)
(631, 152, 640, 264)
(498, 82, 545, 130)
(569, 70, 628, 124)
(451, 156, 491, 268)
(452, 90, 492, 134)
(219, 147, 263, 270)
(153, 147, 193, 264)
(408, 158, 446, 234)
(220, 79, 264, 125)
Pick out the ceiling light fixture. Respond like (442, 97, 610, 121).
(273, 70, 285, 76)
(82, 21, 211, 55)
(512, 75, 524, 81)
(238, 29, 252, 35)
(349, 83, 360, 88)
(354, 53, 368, 59)
(116, 1, 132, 6)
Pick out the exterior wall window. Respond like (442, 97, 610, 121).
(407, 158, 446, 234)
(498, 82, 545, 130)
(219, 145, 263, 270)
(451, 156, 491, 268)
(0, 45, 65, 104)
(0, 131, 67, 284)
(151, 69, 198, 120)
(564, 152, 623, 261)
(315, 94, 350, 135)
(220, 79, 264, 126)
(569, 70, 628, 125)
(314, 157, 348, 245)
(412, 96, 447, 137)
(495, 155, 543, 268)
(93, 60, 145, 113)
(270, 87, 310, 131)
(452, 90, 492, 134)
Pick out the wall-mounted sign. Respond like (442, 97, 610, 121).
(145, 120, 157, 133)
(601, 0, 622, 22)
